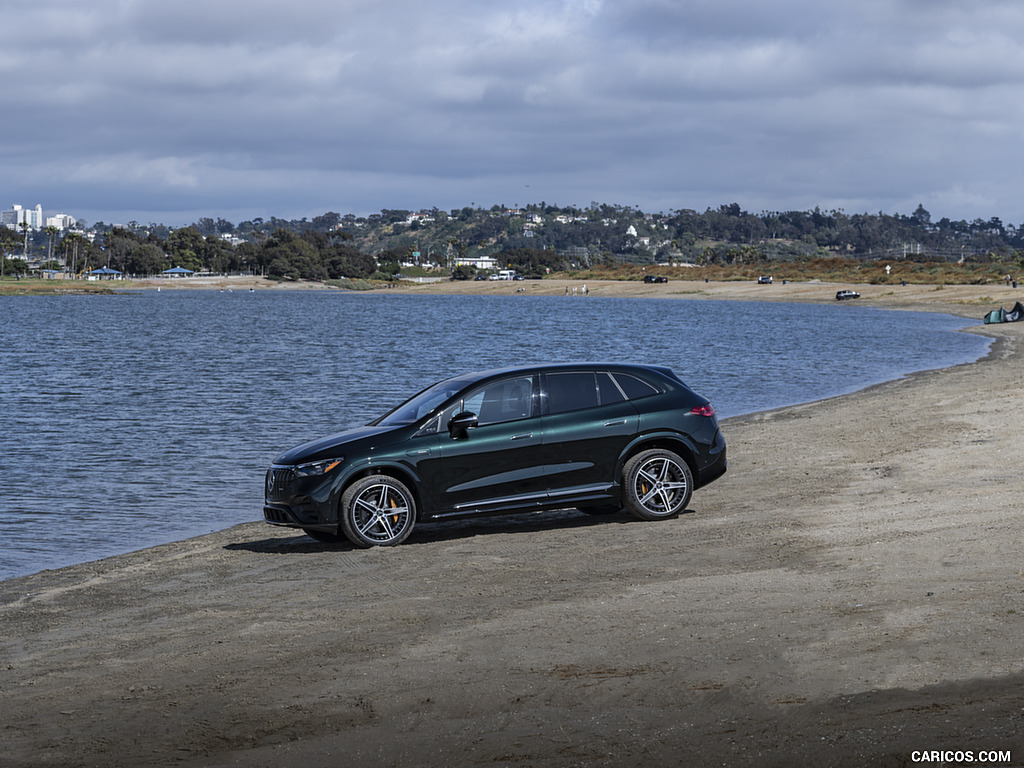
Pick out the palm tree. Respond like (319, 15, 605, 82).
(45, 225, 58, 264)
(18, 220, 28, 257)
(64, 231, 83, 278)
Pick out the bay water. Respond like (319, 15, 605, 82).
(0, 290, 990, 581)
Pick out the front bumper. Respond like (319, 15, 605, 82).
(263, 503, 318, 527)
(264, 465, 335, 529)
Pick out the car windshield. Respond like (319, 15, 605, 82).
(374, 376, 473, 427)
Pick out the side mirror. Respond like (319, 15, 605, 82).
(447, 411, 478, 439)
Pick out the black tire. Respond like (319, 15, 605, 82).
(622, 449, 693, 521)
(303, 529, 345, 544)
(339, 474, 416, 548)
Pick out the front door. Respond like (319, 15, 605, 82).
(422, 374, 546, 515)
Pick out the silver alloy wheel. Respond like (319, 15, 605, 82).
(353, 483, 411, 542)
(623, 449, 693, 520)
(341, 475, 416, 547)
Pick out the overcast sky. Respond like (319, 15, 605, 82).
(5, 0, 1024, 227)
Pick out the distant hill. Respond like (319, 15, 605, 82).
(5, 202, 1022, 281)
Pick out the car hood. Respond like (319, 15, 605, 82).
(273, 424, 407, 465)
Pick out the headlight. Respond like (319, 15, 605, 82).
(294, 457, 344, 477)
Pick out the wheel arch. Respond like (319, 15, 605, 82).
(335, 462, 427, 521)
(618, 433, 700, 485)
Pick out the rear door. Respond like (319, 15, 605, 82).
(539, 371, 638, 500)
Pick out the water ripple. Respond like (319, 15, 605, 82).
(0, 290, 989, 580)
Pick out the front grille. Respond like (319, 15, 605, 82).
(265, 467, 295, 501)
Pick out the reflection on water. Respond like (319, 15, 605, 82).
(0, 290, 989, 580)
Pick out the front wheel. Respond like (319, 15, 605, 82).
(622, 449, 693, 521)
(340, 475, 416, 548)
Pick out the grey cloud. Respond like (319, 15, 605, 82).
(4, 0, 1024, 225)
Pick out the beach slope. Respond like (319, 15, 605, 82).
(1, 291, 1022, 766)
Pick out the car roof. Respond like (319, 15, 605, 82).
(440, 362, 677, 387)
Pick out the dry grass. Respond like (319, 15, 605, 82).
(0, 279, 115, 295)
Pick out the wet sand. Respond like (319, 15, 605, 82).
(2, 280, 1022, 766)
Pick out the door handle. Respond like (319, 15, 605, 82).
(511, 433, 534, 440)
(604, 419, 627, 427)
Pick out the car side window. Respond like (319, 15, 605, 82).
(596, 372, 626, 404)
(611, 373, 661, 400)
(544, 372, 599, 414)
(447, 376, 535, 427)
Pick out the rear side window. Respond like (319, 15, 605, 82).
(611, 372, 661, 400)
(597, 372, 626, 404)
(544, 372, 598, 414)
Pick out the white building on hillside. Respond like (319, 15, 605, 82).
(2, 204, 44, 231)
(46, 213, 76, 230)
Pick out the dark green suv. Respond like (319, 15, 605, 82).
(264, 363, 726, 547)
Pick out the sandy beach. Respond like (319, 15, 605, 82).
(127, 271, 1024, 316)
(2, 279, 1022, 766)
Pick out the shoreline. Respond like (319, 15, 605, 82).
(0, 319, 992, 586)
(120, 272, 1015, 319)
(1, 279, 992, 583)
(2, 285, 1023, 765)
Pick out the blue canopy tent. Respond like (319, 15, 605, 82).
(161, 266, 195, 277)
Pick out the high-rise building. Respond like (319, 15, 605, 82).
(46, 213, 76, 230)
(1, 204, 44, 231)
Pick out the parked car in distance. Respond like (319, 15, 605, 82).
(757, 275, 773, 284)
(836, 290, 861, 300)
(643, 274, 668, 283)
(265, 363, 727, 548)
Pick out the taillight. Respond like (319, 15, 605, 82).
(690, 403, 715, 417)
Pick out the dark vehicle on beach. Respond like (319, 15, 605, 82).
(264, 363, 727, 548)
(836, 290, 861, 300)
(757, 275, 773, 284)
(643, 274, 667, 283)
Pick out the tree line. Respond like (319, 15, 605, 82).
(0, 225, 384, 281)
(4, 202, 1024, 280)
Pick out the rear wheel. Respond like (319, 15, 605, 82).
(622, 449, 693, 521)
(340, 475, 416, 548)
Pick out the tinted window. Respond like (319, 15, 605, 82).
(452, 376, 534, 426)
(612, 373, 660, 400)
(545, 372, 598, 414)
(378, 376, 474, 426)
(597, 372, 626, 405)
